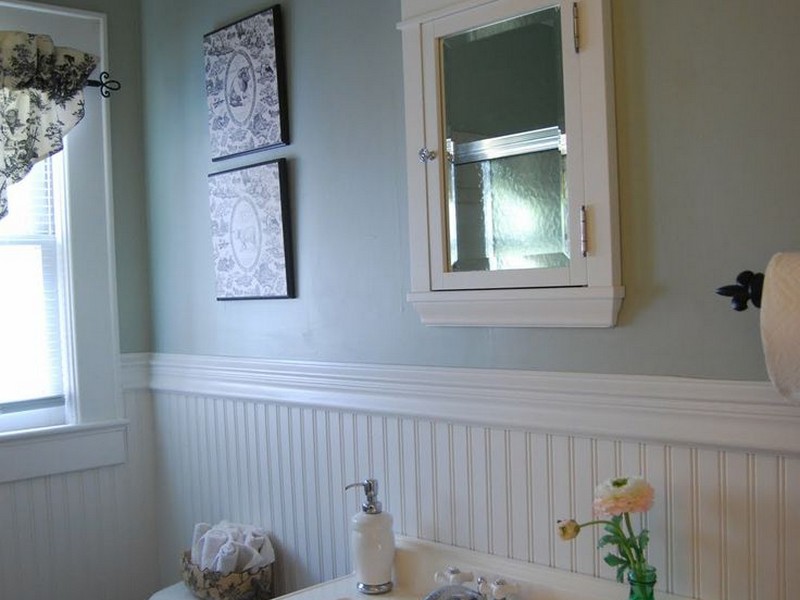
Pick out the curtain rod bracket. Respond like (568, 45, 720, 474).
(86, 71, 121, 98)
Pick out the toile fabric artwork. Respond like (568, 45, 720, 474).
(203, 5, 289, 161)
(208, 159, 294, 300)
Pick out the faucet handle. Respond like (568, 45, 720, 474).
(489, 578, 518, 600)
(435, 566, 474, 585)
(477, 577, 490, 598)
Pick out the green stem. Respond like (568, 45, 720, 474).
(577, 519, 615, 528)
(623, 512, 646, 573)
(580, 518, 639, 572)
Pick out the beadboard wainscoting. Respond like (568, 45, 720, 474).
(146, 353, 800, 600)
(0, 359, 159, 600)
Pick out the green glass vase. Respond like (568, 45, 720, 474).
(627, 565, 656, 600)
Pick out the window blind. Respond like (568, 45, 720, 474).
(0, 156, 67, 414)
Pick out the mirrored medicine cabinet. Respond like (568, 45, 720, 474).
(399, 0, 623, 327)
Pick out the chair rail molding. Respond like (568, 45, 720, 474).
(120, 352, 152, 391)
(123, 352, 800, 456)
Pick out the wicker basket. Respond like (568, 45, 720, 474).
(181, 551, 274, 600)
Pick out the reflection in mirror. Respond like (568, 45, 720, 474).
(441, 6, 568, 273)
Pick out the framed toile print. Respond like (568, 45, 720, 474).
(208, 158, 295, 300)
(203, 5, 289, 160)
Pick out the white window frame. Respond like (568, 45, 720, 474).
(0, 0, 126, 481)
(0, 154, 69, 433)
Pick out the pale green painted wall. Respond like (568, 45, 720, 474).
(140, 0, 800, 380)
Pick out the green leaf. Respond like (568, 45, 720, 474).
(638, 528, 650, 551)
(598, 535, 624, 549)
(603, 515, 623, 534)
(615, 565, 626, 583)
(604, 553, 627, 567)
(598, 534, 618, 548)
(603, 523, 618, 535)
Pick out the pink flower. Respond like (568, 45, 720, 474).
(557, 476, 655, 584)
(592, 476, 654, 517)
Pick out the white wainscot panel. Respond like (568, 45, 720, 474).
(146, 353, 800, 599)
(0, 375, 159, 600)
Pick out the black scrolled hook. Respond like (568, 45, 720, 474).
(86, 71, 122, 98)
(715, 270, 764, 311)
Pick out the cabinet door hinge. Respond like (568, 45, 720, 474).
(580, 204, 588, 257)
(572, 2, 580, 53)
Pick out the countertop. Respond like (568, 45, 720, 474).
(150, 536, 702, 600)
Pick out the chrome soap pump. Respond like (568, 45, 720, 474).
(345, 479, 395, 594)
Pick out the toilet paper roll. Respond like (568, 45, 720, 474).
(760, 252, 800, 403)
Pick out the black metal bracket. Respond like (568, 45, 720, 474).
(715, 270, 764, 311)
(86, 71, 121, 98)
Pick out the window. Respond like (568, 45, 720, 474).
(0, 2, 123, 447)
(0, 155, 68, 432)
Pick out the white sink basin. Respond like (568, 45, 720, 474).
(277, 536, 700, 600)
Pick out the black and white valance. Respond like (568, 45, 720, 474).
(0, 31, 97, 220)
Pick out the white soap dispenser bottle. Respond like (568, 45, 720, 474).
(345, 479, 395, 594)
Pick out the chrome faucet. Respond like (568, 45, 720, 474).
(427, 568, 517, 600)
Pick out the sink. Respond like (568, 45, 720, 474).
(275, 536, 702, 600)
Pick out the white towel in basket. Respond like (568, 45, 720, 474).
(190, 520, 275, 574)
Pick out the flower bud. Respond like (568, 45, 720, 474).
(557, 519, 581, 541)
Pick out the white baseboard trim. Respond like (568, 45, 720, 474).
(125, 352, 800, 455)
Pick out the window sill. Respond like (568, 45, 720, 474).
(0, 419, 128, 484)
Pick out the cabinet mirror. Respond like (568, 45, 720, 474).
(442, 6, 570, 276)
(400, 0, 623, 327)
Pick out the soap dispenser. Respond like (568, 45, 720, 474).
(345, 478, 395, 594)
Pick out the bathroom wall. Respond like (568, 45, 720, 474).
(3, 1, 796, 600)
(141, 0, 800, 380)
(0, 376, 158, 600)
(137, 0, 800, 598)
(147, 355, 800, 599)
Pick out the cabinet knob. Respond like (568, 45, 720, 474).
(418, 147, 437, 163)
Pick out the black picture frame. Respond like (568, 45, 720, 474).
(203, 5, 289, 161)
(208, 158, 295, 300)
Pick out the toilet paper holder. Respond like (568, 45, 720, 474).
(716, 269, 765, 311)
(716, 254, 800, 403)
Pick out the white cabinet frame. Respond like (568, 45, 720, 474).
(399, 0, 623, 327)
